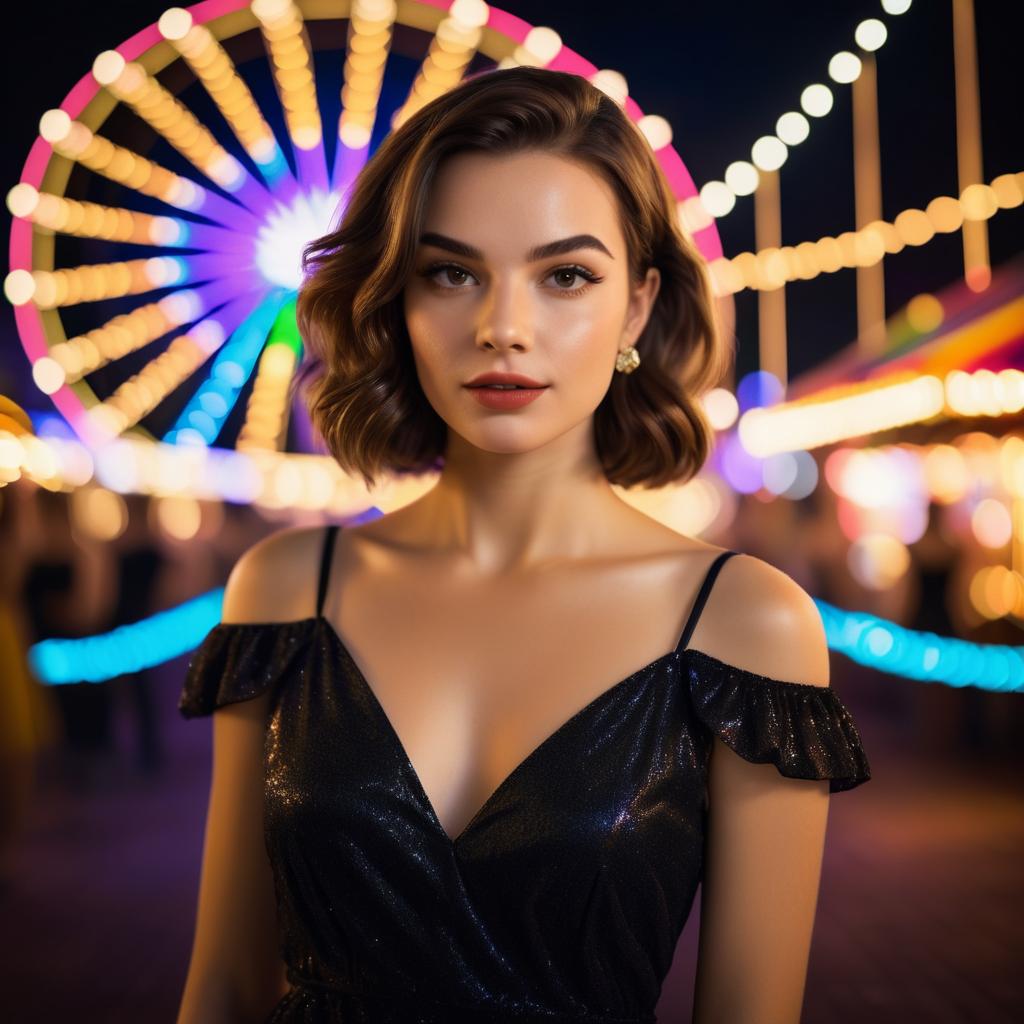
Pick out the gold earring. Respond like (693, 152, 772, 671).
(615, 346, 640, 374)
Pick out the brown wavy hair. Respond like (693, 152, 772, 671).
(293, 65, 731, 491)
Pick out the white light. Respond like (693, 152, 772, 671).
(159, 290, 202, 325)
(158, 8, 193, 40)
(590, 69, 629, 105)
(800, 83, 834, 117)
(4, 269, 36, 305)
(6, 183, 39, 218)
(32, 357, 66, 395)
(776, 111, 810, 145)
(145, 256, 186, 286)
(855, 18, 888, 51)
(829, 51, 862, 84)
(93, 50, 127, 86)
(637, 114, 672, 150)
(449, 0, 488, 29)
(39, 109, 73, 143)
(751, 136, 788, 172)
(150, 217, 184, 245)
(699, 181, 736, 218)
(881, 0, 912, 14)
(724, 160, 759, 196)
(255, 188, 341, 289)
(523, 26, 562, 63)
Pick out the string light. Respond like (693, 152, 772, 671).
(706, 171, 1023, 295)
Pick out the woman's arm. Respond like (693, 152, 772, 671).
(692, 556, 833, 1024)
(176, 692, 289, 1024)
(177, 527, 321, 1023)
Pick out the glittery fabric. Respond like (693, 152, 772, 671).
(178, 545, 871, 1023)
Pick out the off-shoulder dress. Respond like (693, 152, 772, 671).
(179, 524, 871, 1023)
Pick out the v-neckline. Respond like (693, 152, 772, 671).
(316, 614, 680, 848)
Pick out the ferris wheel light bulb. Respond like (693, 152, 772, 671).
(158, 8, 193, 40)
(523, 26, 562, 63)
(7, 183, 40, 218)
(590, 69, 629, 105)
(93, 50, 127, 86)
(449, 0, 488, 29)
(4, 269, 36, 306)
(39, 110, 73, 144)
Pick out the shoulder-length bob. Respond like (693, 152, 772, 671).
(294, 65, 731, 491)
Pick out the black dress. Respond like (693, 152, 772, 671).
(179, 525, 871, 1023)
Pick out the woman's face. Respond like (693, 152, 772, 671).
(402, 149, 660, 456)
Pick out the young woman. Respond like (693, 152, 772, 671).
(177, 66, 871, 1024)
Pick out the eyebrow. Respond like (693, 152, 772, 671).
(418, 232, 614, 262)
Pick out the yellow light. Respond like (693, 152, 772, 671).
(905, 293, 943, 333)
(775, 111, 810, 145)
(881, 0, 912, 14)
(800, 83, 833, 118)
(894, 208, 934, 246)
(925, 195, 963, 232)
(972, 498, 1012, 548)
(991, 173, 1024, 208)
(855, 19, 887, 52)
(751, 135, 787, 171)
(961, 183, 998, 220)
(828, 51, 862, 84)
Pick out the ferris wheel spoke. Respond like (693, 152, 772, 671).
(91, 49, 266, 216)
(252, 0, 330, 193)
(86, 288, 277, 443)
(37, 110, 262, 231)
(158, 8, 295, 193)
(236, 296, 303, 452)
(47, 274, 266, 386)
(164, 287, 294, 447)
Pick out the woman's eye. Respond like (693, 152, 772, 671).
(419, 262, 601, 294)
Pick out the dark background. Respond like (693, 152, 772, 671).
(1, 0, 1021, 419)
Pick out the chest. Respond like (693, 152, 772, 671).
(319, 544, 713, 845)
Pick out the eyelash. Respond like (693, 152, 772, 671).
(418, 261, 604, 296)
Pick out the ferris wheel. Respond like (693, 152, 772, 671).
(6, 0, 723, 466)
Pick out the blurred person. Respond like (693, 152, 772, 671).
(21, 486, 116, 793)
(0, 481, 60, 887)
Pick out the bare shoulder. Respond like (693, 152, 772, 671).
(221, 523, 329, 624)
(691, 550, 831, 688)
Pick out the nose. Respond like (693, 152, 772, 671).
(475, 275, 533, 354)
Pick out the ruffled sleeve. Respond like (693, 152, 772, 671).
(684, 648, 871, 792)
(178, 619, 316, 719)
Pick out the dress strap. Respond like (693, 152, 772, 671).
(316, 523, 339, 617)
(674, 549, 740, 654)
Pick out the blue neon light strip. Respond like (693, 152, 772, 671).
(28, 588, 225, 685)
(26, 591, 1024, 691)
(815, 599, 1024, 693)
(164, 287, 293, 445)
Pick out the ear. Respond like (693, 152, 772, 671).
(622, 267, 661, 347)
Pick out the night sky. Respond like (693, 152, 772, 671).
(2, 1, 1021, 418)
